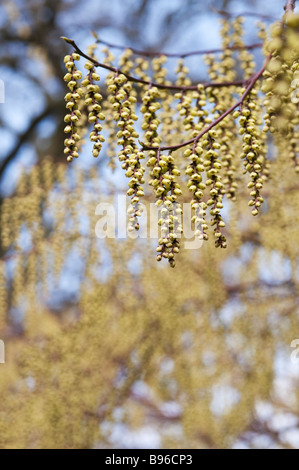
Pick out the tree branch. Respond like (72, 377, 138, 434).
(93, 33, 262, 59)
(284, 0, 296, 12)
(212, 8, 278, 21)
(0, 105, 56, 183)
(61, 37, 246, 92)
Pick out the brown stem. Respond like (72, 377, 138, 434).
(142, 53, 272, 152)
(213, 9, 278, 21)
(284, 0, 296, 12)
(94, 34, 262, 59)
(61, 37, 246, 92)
(0, 104, 57, 183)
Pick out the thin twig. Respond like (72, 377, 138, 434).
(212, 8, 278, 21)
(284, 0, 296, 12)
(93, 33, 262, 59)
(61, 37, 246, 92)
(0, 104, 57, 183)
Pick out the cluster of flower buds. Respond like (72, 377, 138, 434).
(176, 84, 207, 139)
(141, 86, 162, 146)
(108, 73, 145, 231)
(151, 56, 173, 144)
(143, 87, 183, 258)
(134, 57, 150, 81)
(175, 59, 191, 87)
(263, 15, 299, 137)
(118, 48, 135, 74)
(151, 151, 182, 267)
(152, 55, 169, 85)
(219, 125, 239, 201)
(156, 203, 182, 268)
(81, 61, 105, 158)
(101, 48, 118, 169)
(205, 58, 228, 119)
(159, 95, 176, 147)
(262, 55, 291, 134)
(204, 44, 240, 202)
(125, 146, 146, 232)
(203, 130, 226, 248)
(232, 17, 256, 80)
(184, 145, 208, 242)
(63, 53, 83, 162)
(218, 19, 237, 82)
(238, 90, 266, 215)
